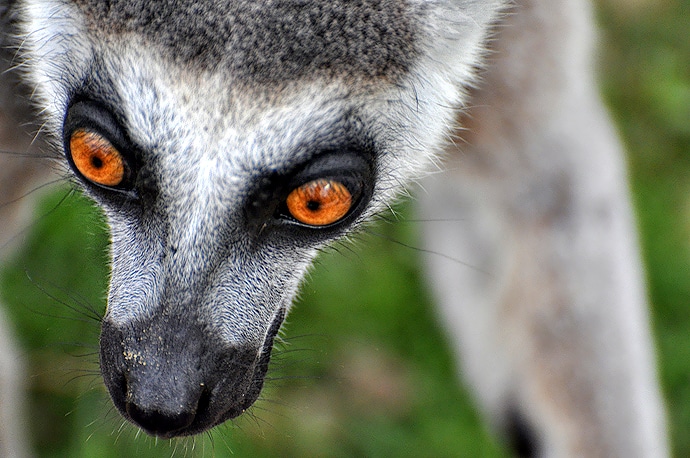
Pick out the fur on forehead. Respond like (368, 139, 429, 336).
(75, 48, 377, 150)
(17, 0, 504, 205)
(70, 0, 422, 85)
(17, 0, 503, 118)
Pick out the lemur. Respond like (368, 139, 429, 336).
(0, 0, 668, 456)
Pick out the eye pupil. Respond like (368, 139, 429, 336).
(286, 179, 353, 226)
(69, 129, 126, 188)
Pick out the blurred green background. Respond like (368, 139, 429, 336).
(1, 0, 689, 456)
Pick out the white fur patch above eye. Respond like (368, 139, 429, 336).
(18, 0, 92, 129)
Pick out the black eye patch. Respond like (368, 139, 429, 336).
(63, 101, 137, 195)
(244, 148, 376, 237)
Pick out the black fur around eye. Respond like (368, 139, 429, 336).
(245, 150, 375, 235)
(277, 152, 372, 227)
(63, 101, 137, 195)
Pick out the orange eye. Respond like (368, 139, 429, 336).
(69, 129, 125, 187)
(286, 179, 353, 226)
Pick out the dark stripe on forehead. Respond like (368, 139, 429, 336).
(74, 0, 420, 84)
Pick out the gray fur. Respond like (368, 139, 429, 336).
(0, 0, 669, 454)
(73, 0, 420, 84)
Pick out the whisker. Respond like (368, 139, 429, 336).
(364, 227, 494, 277)
(23, 272, 104, 323)
(19, 277, 102, 325)
(0, 186, 75, 252)
(0, 176, 69, 211)
(0, 148, 54, 158)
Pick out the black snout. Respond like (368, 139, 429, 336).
(126, 396, 199, 436)
(99, 308, 285, 438)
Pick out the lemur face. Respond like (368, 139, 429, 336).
(17, 0, 500, 436)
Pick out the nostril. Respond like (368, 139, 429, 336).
(196, 384, 212, 416)
(126, 401, 196, 438)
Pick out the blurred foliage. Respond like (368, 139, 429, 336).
(1, 0, 689, 456)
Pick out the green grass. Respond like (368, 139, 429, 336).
(2, 1, 689, 456)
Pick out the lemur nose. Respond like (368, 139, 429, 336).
(99, 308, 286, 437)
(126, 399, 198, 437)
(114, 355, 212, 438)
(103, 334, 256, 438)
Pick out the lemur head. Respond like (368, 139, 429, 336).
(17, 0, 500, 438)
